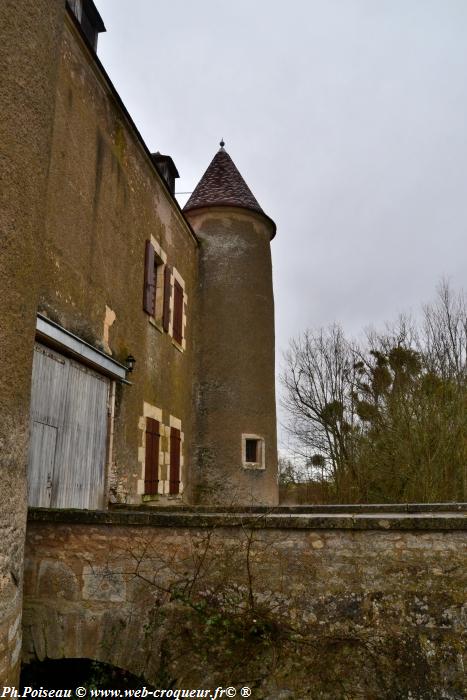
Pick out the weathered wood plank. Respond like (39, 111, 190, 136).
(27, 422, 57, 507)
(28, 343, 109, 510)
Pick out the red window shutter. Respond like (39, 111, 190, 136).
(162, 265, 172, 332)
(145, 418, 160, 495)
(143, 241, 156, 315)
(169, 426, 181, 495)
(173, 280, 184, 344)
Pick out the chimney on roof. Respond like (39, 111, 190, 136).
(67, 0, 106, 52)
(151, 153, 180, 196)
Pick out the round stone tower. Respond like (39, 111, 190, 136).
(184, 143, 278, 506)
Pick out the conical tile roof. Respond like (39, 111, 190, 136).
(184, 146, 271, 224)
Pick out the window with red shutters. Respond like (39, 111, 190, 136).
(169, 426, 181, 495)
(143, 241, 156, 315)
(163, 265, 172, 332)
(144, 418, 160, 495)
(144, 241, 167, 324)
(173, 280, 184, 345)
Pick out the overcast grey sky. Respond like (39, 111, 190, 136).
(95, 0, 467, 445)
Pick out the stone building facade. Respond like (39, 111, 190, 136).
(19, 0, 279, 511)
(4, 5, 464, 696)
(0, 0, 278, 684)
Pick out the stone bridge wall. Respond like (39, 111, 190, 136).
(22, 507, 467, 699)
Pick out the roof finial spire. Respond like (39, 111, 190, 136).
(219, 138, 225, 150)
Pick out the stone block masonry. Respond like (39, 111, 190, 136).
(22, 506, 466, 699)
(0, 0, 65, 685)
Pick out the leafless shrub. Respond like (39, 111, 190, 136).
(282, 283, 467, 503)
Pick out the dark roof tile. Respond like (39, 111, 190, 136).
(184, 147, 264, 215)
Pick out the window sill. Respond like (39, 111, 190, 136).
(148, 317, 163, 333)
(242, 462, 266, 471)
(171, 338, 184, 353)
(142, 494, 183, 505)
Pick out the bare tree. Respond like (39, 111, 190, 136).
(281, 325, 359, 493)
(281, 283, 467, 504)
(422, 280, 467, 382)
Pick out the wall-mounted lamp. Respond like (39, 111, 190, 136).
(126, 354, 136, 373)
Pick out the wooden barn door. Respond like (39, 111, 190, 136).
(28, 343, 110, 509)
(28, 344, 67, 508)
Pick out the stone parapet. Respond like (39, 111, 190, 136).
(28, 504, 467, 531)
(23, 507, 466, 697)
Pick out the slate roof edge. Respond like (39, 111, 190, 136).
(184, 203, 277, 240)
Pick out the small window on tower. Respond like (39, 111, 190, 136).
(245, 439, 258, 463)
(242, 434, 265, 469)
